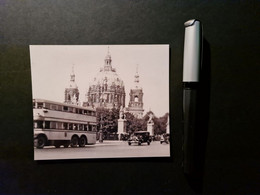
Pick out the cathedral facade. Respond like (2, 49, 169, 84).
(65, 48, 144, 118)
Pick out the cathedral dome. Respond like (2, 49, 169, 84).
(84, 48, 125, 109)
(90, 68, 124, 89)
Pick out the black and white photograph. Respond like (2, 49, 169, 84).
(30, 45, 170, 160)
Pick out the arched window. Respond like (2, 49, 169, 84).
(134, 96, 138, 102)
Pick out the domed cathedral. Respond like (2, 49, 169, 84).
(83, 48, 126, 109)
(127, 65, 144, 119)
(64, 66, 80, 105)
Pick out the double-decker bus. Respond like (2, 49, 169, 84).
(33, 99, 97, 149)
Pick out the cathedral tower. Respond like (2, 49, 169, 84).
(64, 66, 80, 105)
(128, 65, 144, 118)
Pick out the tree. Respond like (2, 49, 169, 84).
(142, 111, 169, 135)
(96, 107, 169, 136)
(125, 112, 143, 134)
(96, 107, 119, 134)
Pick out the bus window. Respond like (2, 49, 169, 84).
(68, 107, 73, 113)
(44, 103, 51, 109)
(37, 102, 43, 108)
(57, 105, 63, 111)
(63, 106, 68, 112)
(84, 124, 89, 131)
(92, 126, 96, 132)
(89, 125, 92, 131)
(57, 122, 62, 129)
(45, 121, 50, 129)
(50, 122, 56, 129)
(73, 124, 78, 130)
(33, 102, 36, 108)
(63, 123, 68, 130)
(79, 124, 83, 131)
(51, 104, 57, 110)
(69, 123, 73, 130)
(34, 121, 43, 128)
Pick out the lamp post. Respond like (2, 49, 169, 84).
(99, 113, 104, 143)
(99, 92, 105, 143)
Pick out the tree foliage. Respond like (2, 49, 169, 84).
(96, 107, 169, 136)
(125, 111, 169, 135)
(96, 107, 119, 134)
(142, 111, 169, 135)
(125, 112, 144, 134)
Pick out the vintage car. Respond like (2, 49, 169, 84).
(128, 131, 152, 146)
(160, 133, 170, 144)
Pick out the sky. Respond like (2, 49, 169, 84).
(30, 45, 169, 117)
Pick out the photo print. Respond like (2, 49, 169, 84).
(30, 45, 170, 160)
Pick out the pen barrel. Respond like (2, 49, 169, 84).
(183, 83, 199, 174)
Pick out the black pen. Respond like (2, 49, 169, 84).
(182, 19, 202, 174)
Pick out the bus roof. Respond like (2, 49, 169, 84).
(33, 98, 96, 111)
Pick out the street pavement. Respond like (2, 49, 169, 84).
(34, 140, 171, 160)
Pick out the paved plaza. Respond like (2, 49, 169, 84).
(34, 140, 171, 160)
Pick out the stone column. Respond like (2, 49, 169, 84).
(147, 113, 154, 136)
(147, 122, 154, 136)
(118, 106, 126, 140)
(118, 118, 126, 140)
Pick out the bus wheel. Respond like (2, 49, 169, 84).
(70, 136, 78, 147)
(36, 136, 46, 149)
(79, 137, 86, 147)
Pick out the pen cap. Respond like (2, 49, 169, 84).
(183, 19, 202, 82)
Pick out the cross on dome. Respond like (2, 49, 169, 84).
(134, 64, 139, 83)
(134, 64, 142, 89)
(104, 46, 112, 68)
(70, 65, 75, 82)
